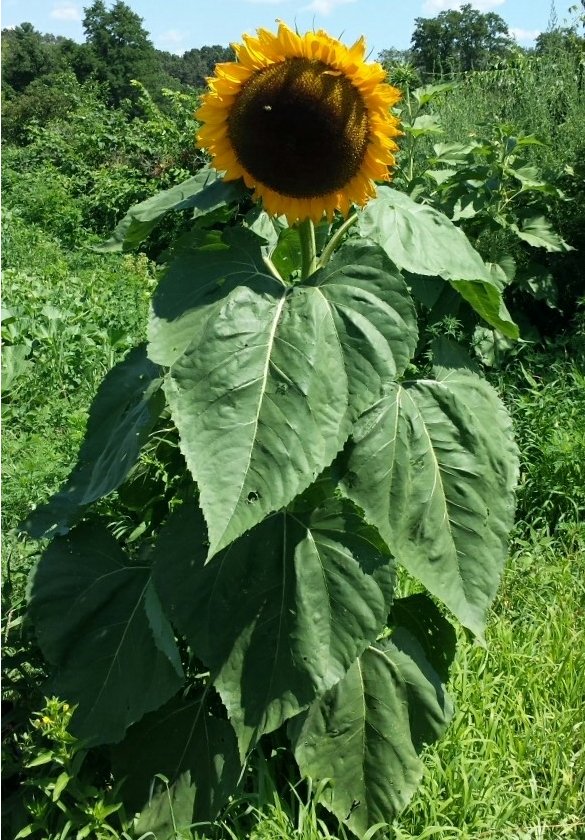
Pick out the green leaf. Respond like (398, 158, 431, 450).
(113, 689, 241, 837)
(22, 345, 165, 539)
(390, 593, 456, 684)
(28, 525, 184, 746)
(412, 82, 453, 106)
(516, 262, 558, 308)
(148, 227, 275, 368)
(513, 215, 573, 252)
(359, 186, 518, 337)
(405, 114, 443, 137)
(153, 495, 395, 755)
(271, 227, 303, 279)
(1, 344, 32, 393)
(154, 237, 416, 557)
(97, 168, 248, 252)
(339, 366, 518, 638)
(359, 186, 489, 283)
(432, 141, 479, 164)
(243, 207, 287, 248)
(450, 278, 518, 338)
(290, 636, 453, 838)
(309, 241, 417, 411)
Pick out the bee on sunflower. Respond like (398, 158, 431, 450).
(196, 22, 401, 225)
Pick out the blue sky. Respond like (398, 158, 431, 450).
(2, 0, 564, 56)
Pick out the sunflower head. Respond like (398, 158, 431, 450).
(196, 22, 401, 224)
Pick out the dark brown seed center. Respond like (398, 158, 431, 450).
(227, 58, 369, 198)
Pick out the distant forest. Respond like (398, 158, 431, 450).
(2, 1, 235, 110)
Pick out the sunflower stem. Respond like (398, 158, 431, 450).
(298, 218, 318, 280)
(318, 213, 358, 267)
(262, 254, 286, 285)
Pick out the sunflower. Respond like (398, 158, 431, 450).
(196, 22, 401, 224)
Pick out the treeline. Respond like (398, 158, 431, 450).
(1, 0, 233, 141)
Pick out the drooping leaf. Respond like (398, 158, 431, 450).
(153, 236, 416, 557)
(513, 215, 573, 252)
(152, 494, 395, 755)
(290, 635, 453, 838)
(113, 689, 241, 838)
(97, 168, 248, 252)
(28, 525, 184, 746)
(450, 278, 518, 338)
(390, 593, 456, 684)
(339, 366, 518, 638)
(22, 345, 165, 539)
(358, 186, 518, 338)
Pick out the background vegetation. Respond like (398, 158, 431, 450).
(2, 1, 584, 838)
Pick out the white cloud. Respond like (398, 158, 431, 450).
(303, 0, 357, 15)
(509, 27, 540, 42)
(50, 3, 81, 21)
(423, 0, 505, 12)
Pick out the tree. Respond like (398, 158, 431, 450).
(411, 3, 514, 77)
(158, 45, 235, 90)
(82, 0, 164, 105)
(1, 22, 58, 93)
(535, 26, 585, 58)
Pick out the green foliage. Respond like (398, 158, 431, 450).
(159, 44, 236, 90)
(3, 18, 584, 840)
(2, 81, 202, 248)
(3, 698, 128, 840)
(15, 166, 522, 839)
(1, 22, 61, 93)
(391, 64, 583, 351)
(82, 0, 166, 107)
(1, 214, 151, 535)
(411, 3, 515, 78)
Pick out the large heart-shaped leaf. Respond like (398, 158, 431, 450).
(148, 227, 277, 368)
(151, 235, 416, 557)
(28, 525, 184, 746)
(152, 494, 395, 755)
(113, 689, 241, 838)
(339, 365, 518, 638)
(22, 345, 165, 539)
(98, 168, 248, 252)
(359, 186, 518, 338)
(290, 633, 453, 838)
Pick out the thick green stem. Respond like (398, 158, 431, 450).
(318, 213, 358, 268)
(298, 218, 317, 280)
(262, 254, 286, 285)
